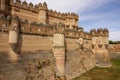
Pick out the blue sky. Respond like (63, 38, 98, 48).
(21, 0, 120, 41)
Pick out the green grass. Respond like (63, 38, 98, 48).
(73, 59, 120, 80)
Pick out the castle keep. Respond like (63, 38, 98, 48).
(0, 0, 111, 80)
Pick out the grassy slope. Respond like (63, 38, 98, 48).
(73, 59, 120, 80)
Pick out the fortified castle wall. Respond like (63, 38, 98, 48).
(108, 44, 120, 52)
(108, 44, 120, 59)
(0, 0, 111, 80)
(0, 14, 109, 52)
(3, 0, 79, 29)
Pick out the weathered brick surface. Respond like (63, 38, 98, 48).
(66, 49, 95, 80)
(0, 50, 95, 80)
(0, 51, 55, 80)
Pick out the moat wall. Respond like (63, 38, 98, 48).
(0, 51, 56, 80)
(66, 49, 95, 80)
(108, 44, 120, 59)
(0, 0, 111, 79)
(0, 49, 95, 80)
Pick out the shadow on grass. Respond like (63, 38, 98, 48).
(73, 59, 120, 80)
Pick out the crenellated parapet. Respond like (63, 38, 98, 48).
(10, 0, 48, 13)
(48, 9, 65, 20)
(90, 28, 111, 67)
(38, 2, 48, 24)
(90, 28, 109, 50)
(1, 0, 79, 28)
(64, 12, 79, 20)
(90, 28, 109, 37)
(38, 2, 48, 10)
(48, 10, 79, 20)
(11, 1, 48, 12)
(83, 32, 91, 40)
(64, 13, 79, 30)
(0, 14, 109, 42)
(11, 0, 39, 13)
(0, 15, 100, 40)
(82, 31, 92, 49)
(0, 0, 110, 57)
(102, 28, 109, 37)
(21, 21, 54, 36)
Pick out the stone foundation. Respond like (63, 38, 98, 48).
(0, 51, 56, 80)
(0, 49, 96, 80)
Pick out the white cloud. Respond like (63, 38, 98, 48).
(21, 0, 112, 13)
(109, 31, 120, 41)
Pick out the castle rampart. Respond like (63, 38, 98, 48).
(0, 0, 111, 80)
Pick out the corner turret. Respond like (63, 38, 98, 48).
(38, 2, 48, 24)
(65, 13, 79, 30)
(91, 28, 111, 67)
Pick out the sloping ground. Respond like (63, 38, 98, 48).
(0, 51, 56, 80)
(73, 59, 120, 80)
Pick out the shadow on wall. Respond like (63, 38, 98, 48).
(16, 21, 23, 54)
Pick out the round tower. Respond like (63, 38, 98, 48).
(8, 15, 19, 62)
(38, 2, 47, 24)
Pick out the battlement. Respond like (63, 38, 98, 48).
(0, 1, 111, 78)
(38, 2, 48, 10)
(10, 0, 39, 13)
(90, 28, 109, 37)
(48, 10, 79, 20)
(83, 32, 91, 40)
(0, 0, 78, 29)
(0, 10, 109, 44)
(0, 0, 109, 54)
(64, 12, 79, 20)
(10, 0, 79, 20)
(0, 15, 86, 40)
(48, 9, 65, 20)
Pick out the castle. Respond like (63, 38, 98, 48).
(0, 0, 111, 80)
